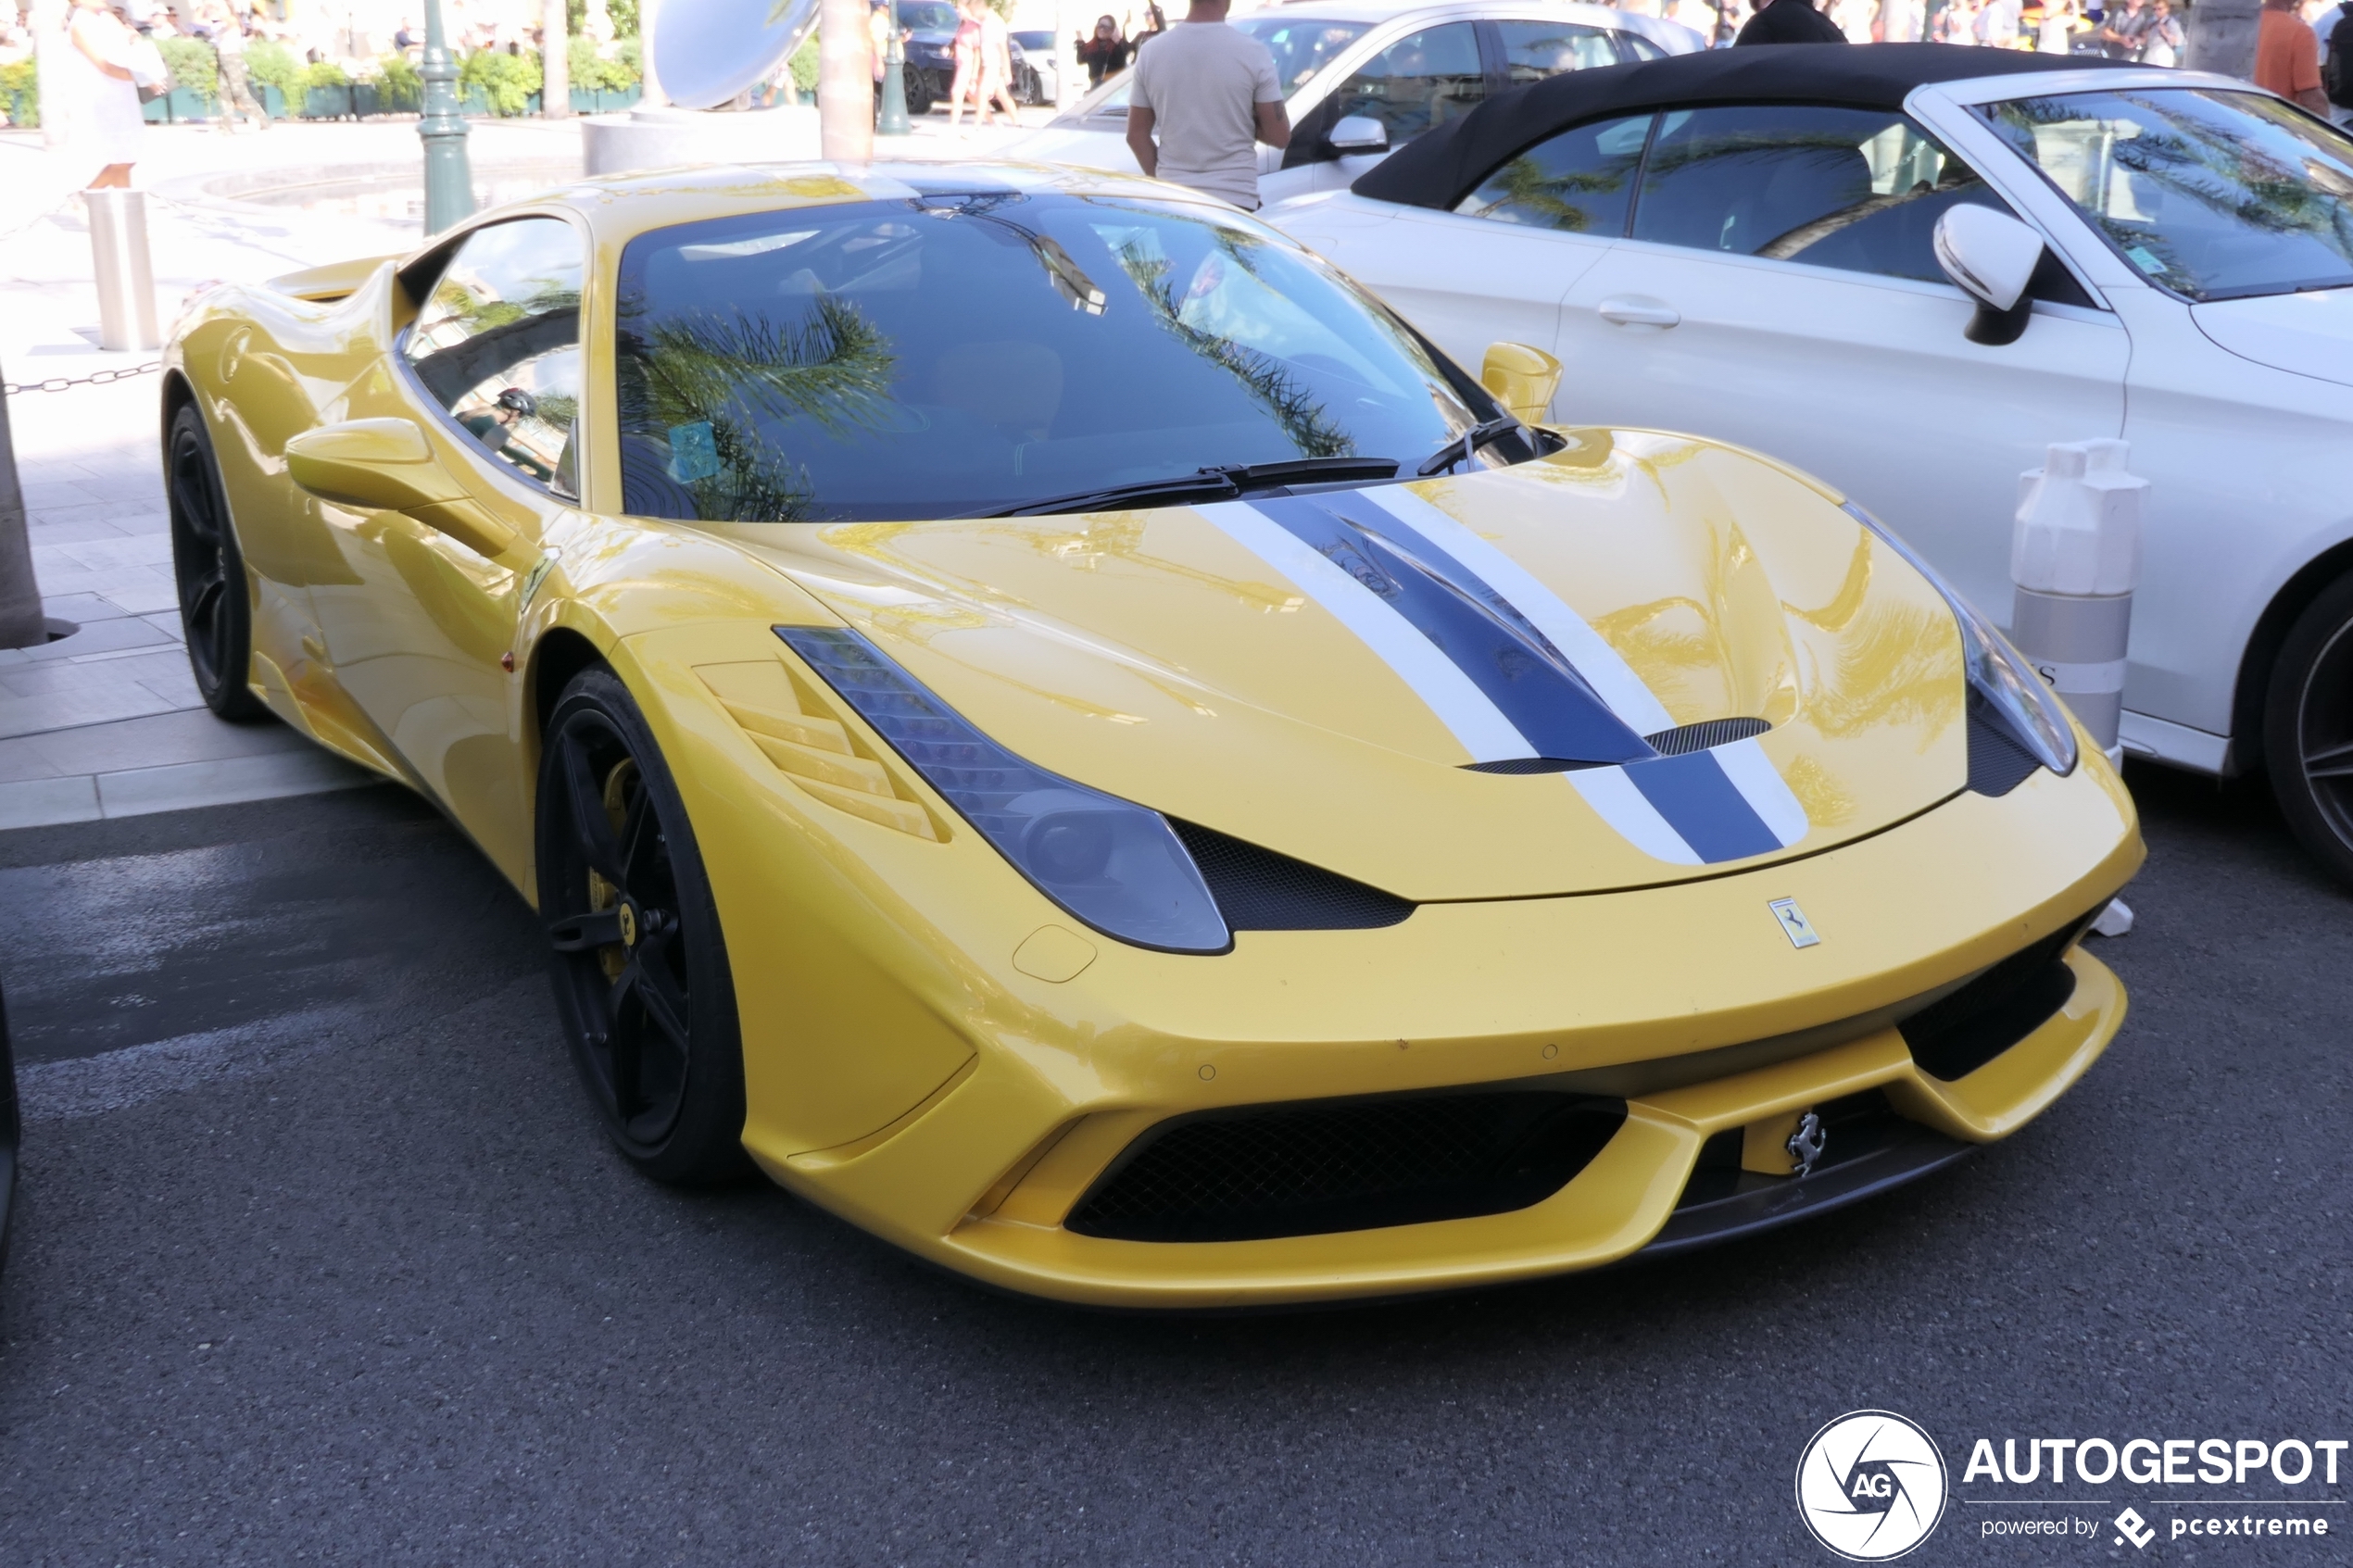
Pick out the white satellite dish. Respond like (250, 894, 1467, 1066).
(654, 0, 823, 110)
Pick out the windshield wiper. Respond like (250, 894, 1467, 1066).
(1417, 416, 1523, 478)
(965, 456, 1400, 519)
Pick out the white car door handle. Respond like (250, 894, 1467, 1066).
(1598, 297, 1680, 328)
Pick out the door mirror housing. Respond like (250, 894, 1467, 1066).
(1480, 342, 1562, 425)
(1327, 114, 1389, 157)
(1932, 205, 2045, 347)
(285, 418, 516, 558)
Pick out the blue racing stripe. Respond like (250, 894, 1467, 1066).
(1248, 495, 1653, 766)
(1623, 751, 1783, 863)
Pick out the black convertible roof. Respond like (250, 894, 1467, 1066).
(1352, 43, 2136, 210)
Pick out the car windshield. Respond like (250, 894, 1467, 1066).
(1236, 15, 1370, 94)
(611, 190, 1512, 522)
(1076, 16, 1365, 112)
(896, 0, 959, 31)
(1975, 87, 2353, 302)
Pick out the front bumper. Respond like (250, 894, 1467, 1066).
(735, 757, 2138, 1309)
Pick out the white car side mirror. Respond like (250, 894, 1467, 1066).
(1932, 205, 2045, 347)
(1327, 115, 1389, 157)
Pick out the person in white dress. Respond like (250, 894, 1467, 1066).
(49, 0, 145, 187)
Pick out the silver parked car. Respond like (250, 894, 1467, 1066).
(1009, 0, 1701, 207)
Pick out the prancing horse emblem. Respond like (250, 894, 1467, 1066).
(1786, 1110, 1827, 1176)
(1769, 897, 1821, 948)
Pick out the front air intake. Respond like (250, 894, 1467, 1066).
(1065, 1089, 1626, 1243)
(1900, 914, 2095, 1081)
(1169, 820, 1413, 932)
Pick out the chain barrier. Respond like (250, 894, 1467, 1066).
(3, 361, 164, 396)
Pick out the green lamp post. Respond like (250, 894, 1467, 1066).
(418, 0, 476, 234)
(876, 5, 910, 137)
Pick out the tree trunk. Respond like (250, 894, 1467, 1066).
(0, 377, 50, 651)
(543, 0, 571, 118)
(2185, 0, 2263, 80)
(820, 0, 875, 162)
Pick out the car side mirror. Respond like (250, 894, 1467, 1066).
(1327, 114, 1389, 157)
(285, 418, 516, 558)
(1932, 206, 2045, 347)
(1481, 342, 1562, 425)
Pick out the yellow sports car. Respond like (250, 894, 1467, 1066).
(162, 162, 2139, 1308)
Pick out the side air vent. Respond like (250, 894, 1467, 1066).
(1066, 1089, 1628, 1243)
(1965, 699, 2042, 797)
(1464, 718, 1770, 772)
(697, 659, 943, 840)
(1169, 820, 1413, 931)
(1900, 913, 2096, 1081)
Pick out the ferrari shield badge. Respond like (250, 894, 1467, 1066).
(1768, 897, 1820, 949)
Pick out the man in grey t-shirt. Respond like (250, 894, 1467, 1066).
(1124, 0, 1290, 208)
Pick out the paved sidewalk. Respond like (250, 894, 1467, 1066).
(0, 108, 1056, 831)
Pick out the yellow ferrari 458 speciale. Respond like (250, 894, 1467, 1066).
(159, 161, 2139, 1308)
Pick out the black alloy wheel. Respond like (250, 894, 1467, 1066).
(537, 667, 751, 1185)
(165, 402, 267, 721)
(2265, 572, 2353, 888)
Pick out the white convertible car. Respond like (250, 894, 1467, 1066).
(1267, 44, 2353, 883)
(1010, 0, 1700, 208)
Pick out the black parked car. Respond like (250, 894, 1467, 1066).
(896, 0, 962, 114)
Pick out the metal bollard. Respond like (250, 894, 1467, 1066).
(2011, 438, 2145, 761)
(2011, 438, 2146, 936)
(85, 189, 160, 352)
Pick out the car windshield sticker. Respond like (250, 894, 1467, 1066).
(667, 421, 722, 483)
(1195, 492, 1809, 866)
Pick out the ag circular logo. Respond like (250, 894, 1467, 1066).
(1795, 1410, 1949, 1561)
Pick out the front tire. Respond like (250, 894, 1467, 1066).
(165, 402, 267, 721)
(536, 667, 752, 1185)
(2264, 572, 2353, 887)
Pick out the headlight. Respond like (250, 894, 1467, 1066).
(777, 627, 1232, 954)
(1841, 501, 2077, 778)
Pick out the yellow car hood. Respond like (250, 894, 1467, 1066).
(732, 431, 1970, 901)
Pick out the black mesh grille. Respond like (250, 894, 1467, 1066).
(1463, 717, 1770, 773)
(1966, 701, 2043, 797)
(1066, 1090, 1626, 1243)
(1644, 717, 1771, 756)
(1465, 757, 1601, 774)
(1901, 914, 2095, 1081)
(1170, 820, 1413, 932)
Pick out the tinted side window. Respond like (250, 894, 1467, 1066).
(1456, 114, 1652, 234)
(1629, 105, 2014, 285)
(402, 217, 585, 496)
(1617, 32, 1667, 60)
(1495, 19, 1622, 85)
(1322, 23, 1484, 145)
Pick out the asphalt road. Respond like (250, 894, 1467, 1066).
(0, 764, 2347, 1565)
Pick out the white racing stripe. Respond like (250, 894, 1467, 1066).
(1370, 487, 1677, 734)
(1710, 736, 1809, 848)
(1378, 488, 1809, 854)
(1193, 501, 1535, 762)
(1567, 769, 1702, 864)
(1196, 491, 1813, 864)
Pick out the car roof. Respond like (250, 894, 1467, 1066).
(449, 160, 1233, 260)
(1353, 41, 2138, 209)
(1240, 0, 1651, 23)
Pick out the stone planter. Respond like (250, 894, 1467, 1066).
(140, 85, 216, 123)
(297, 83, 354, 119)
